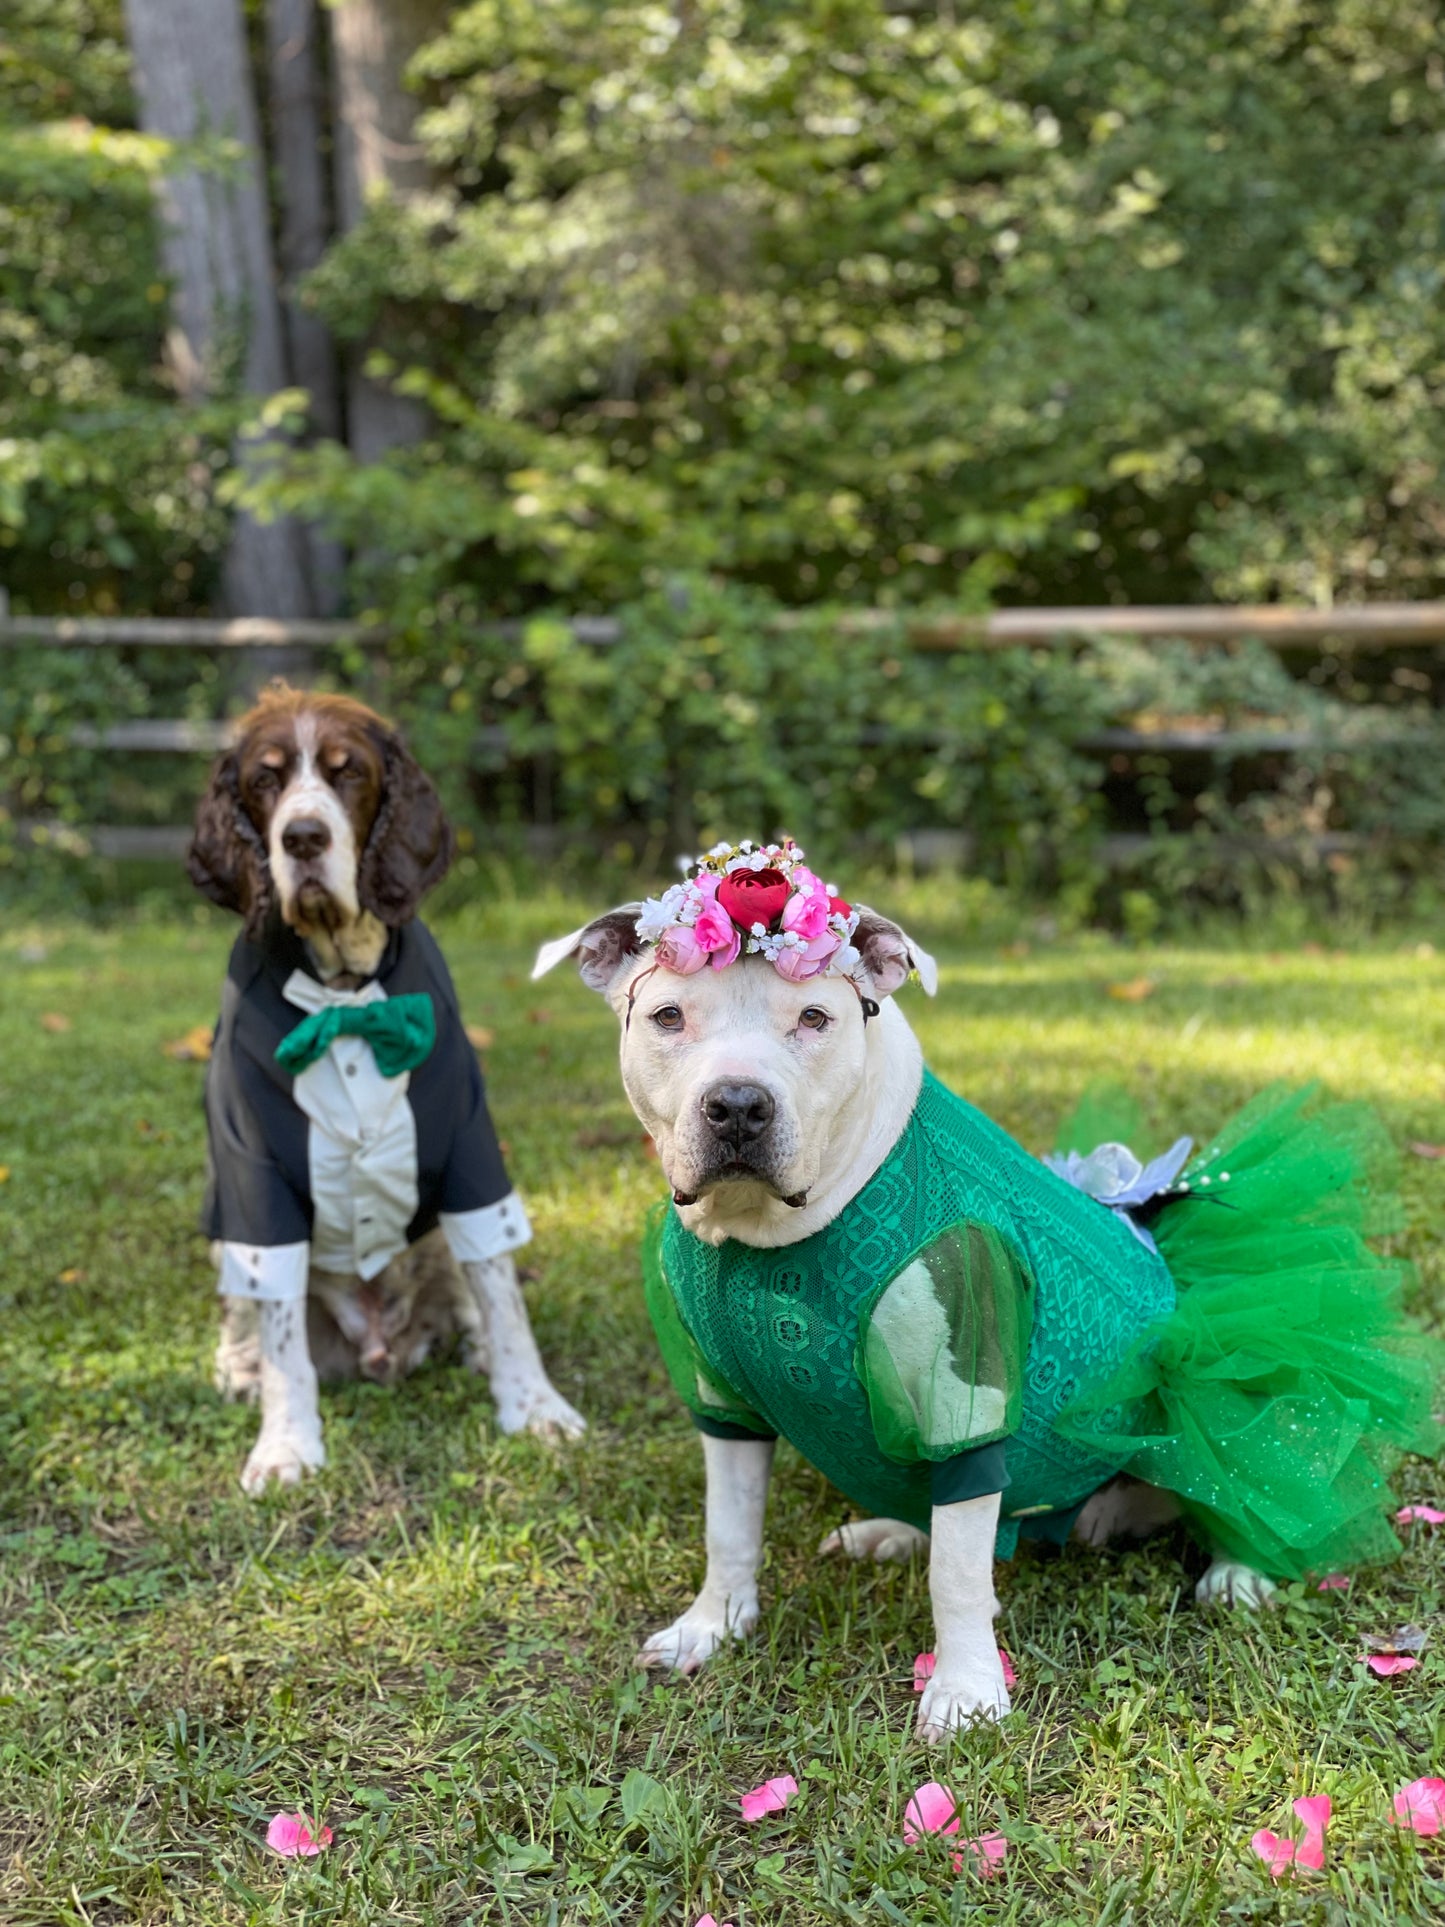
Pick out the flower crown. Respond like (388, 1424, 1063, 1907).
(635, 840, 861, 982)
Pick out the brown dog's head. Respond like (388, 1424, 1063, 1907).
(186, 685, 454, 944)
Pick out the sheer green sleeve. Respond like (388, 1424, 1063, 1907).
(857, 1220, 1035, 1465)
(641, 1204, 771, 1434)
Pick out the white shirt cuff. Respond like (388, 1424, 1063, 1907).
(218, 1240, 310, 1302)
(440, 1192, 532, 1265)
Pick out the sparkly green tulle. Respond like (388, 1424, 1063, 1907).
(1056, 1084, 1445, 1579)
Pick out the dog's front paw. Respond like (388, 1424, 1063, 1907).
(915, 1660, 1012, 1740)
(819, 1517, 929, 1563)
(240, 1423, 325, 1495)
(635, 1595, 757, 1676)
(1195, 1559, 1277, 1610)
(495, 1379, 587, 1441)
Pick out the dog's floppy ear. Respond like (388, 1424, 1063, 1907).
(357, 728, 455, 926)
(186, 751, 273, 935)
(533, 905, 645, 991)
(850, 907, 938, 998)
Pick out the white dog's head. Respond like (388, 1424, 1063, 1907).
(535, 902, 936, 1245)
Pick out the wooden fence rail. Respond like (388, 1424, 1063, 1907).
(8, 601, 1445, 652)
(10, 603, 1443, 865)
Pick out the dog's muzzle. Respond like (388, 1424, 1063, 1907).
(670, 1082, 808, 1210)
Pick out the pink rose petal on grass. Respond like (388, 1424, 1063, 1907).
(1392, 1778, 1445, 1836)
(739, 1775, 797, 1823)
(904, 1783, 1005, 1878)
(1364, 1654, 1419, 1676)
(913, 1648, 1017, 1692)
(1249, 1797, 1330, 1878)
(694, 1916, 736, 1927)
(265, 1812, 332, 1858)
(1315, 1574, 1351, 1592)
(904, 1781, 961, 1841)
(1397, 1504, 1445, 1526)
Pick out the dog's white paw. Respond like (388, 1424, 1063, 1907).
(1073, 1478, 1181, 1548)
(1195, 1559, 1277, 1610)
(915, 1660, 1012, 1740)
(495, 1379, 587, 1441)
(819, 1517, 929, 1563)
(635, 1596, 757, 1675)
(240, 1423, 325, 1495)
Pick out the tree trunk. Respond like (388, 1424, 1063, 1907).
(265, 0, 346, 612)
(329, 0, 450, 461)
(123, 0, 314, 618)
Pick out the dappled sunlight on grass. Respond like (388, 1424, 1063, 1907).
(1, 907, 1443, 1922)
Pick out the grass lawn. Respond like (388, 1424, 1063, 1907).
(2, 890, 1444, 1924)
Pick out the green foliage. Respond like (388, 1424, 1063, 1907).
(262, 0, 1445, 616)
(0, 1, 227, 615)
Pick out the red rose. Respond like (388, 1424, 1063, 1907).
(717, 867, 791, 932)
(828, 894, 852, 921)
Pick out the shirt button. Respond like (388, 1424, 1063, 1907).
(346, 1064, 357, 1077)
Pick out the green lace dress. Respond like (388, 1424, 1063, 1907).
(642, 1073, 1442, 1578)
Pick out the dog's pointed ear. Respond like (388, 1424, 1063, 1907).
(358, 727, 455, 926)
(850, 907, 938, 998)
(186, 750, 272, 934)
(533, 905, 645, 991)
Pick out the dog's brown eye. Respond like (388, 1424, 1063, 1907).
(798, 1007, 829, 1031)
(651, 1005, 684, 1031)
(251, 768, 278, 790)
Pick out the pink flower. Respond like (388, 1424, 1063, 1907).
(693, 897, 741, 970)
(772, 929, 843, 981)
(1392, 1778, 1445, 1835)
(1396, 1504, 1445, 1525)
(694, 1916, 735, 1927)
(1364, 1654, 1419, 1676)
(739, 1775, 797, 1822)
(780, 870, 832, 942)
(1249, 1796, 1330, 1878)
(655, 924, 710, 975)
(903, 1782, 1005, 1877)
(265, 1812, 332, 1858)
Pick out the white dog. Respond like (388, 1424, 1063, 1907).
(535, 869, 1282, 1740)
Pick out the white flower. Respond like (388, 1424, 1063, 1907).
(636, 882, 691, 942)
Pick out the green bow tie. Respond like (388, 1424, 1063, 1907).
(275, 993, 436, 1079)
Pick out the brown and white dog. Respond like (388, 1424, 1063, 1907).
(188, 684, 584, 1492)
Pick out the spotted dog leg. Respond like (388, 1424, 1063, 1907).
(462, 1255, 586, 1439)
(240, 1298, 326, 1494)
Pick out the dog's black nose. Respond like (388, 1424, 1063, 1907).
(281, 816, 331, 860)
(700, 1081, 775, 1147)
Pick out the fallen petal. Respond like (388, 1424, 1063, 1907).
(1364, 1654, 1419, 1676)
(1315, 1574, 1350, 1592)
(1396, 1504, 1445, 1526)
(1250, 1829, 1297, 1878)
(739, 1775, 797, 1823)
(964, 1831, 1007, 1877)
(1292, 1795, 1331, 1835)
(904, 1780, 962, 1842)
(1391, 1778, 1445, 1836)
(998, 1647, 1018, 1690)
(265, 1812, 332, 1858)
(1292, 1796, 1331, 1868)
(694, 1916, 736, 1927)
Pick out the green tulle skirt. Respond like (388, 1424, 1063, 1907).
(1055, 1085, 1444, 1579)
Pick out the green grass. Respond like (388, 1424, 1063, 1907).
(2, 895, 1444, 1925)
